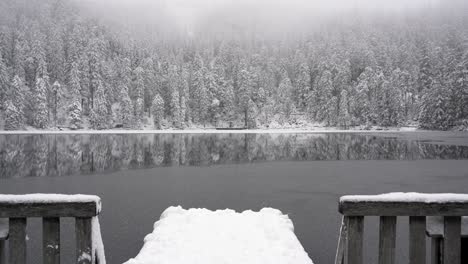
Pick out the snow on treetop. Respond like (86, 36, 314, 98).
(0, 194, 102, 212)
(340, 192, 468, 203)
(125, 206, 313, 264)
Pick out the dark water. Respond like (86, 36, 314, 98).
(1, 133, 468, 264)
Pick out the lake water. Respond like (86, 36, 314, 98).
(1, 132, 468, 263)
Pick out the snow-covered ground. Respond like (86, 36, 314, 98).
(125, 206, 313, 264)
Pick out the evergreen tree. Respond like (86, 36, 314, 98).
(294, 63, 310, 110)
(91, 80, 108, 129)
(151, 93, 164, 129)
(0, 51, 9, 110)
(68, 62, 82, 127)
(10, 75, 26, 125)
(277, 74, 294, 123)
(120, 87, 133, 128)
(238, 68, 253, 127)
(338, 90, 351, 128)
(68, 101, 82, 129)
(32, 77, 49, 128)
(4, 100, 24, 130)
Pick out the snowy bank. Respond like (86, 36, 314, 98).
(340, 192, 468, 204)
(125, 206, 313, 264)
(0, 127, 422, 135)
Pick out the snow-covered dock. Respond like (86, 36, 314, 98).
(125, 206, 313, 264)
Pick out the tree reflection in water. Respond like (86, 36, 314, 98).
(1, 133, 468, 179)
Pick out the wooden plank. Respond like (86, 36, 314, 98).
(43, 217, 61, 264)
(340, 201, 468, 216)
(426, 216, 468, 238)
(9, 218, 27, 264)
(379, 216, 396, 264)
(431, 237, 442, 264)
(334, 216, 347, 264)
(443, 216, 461, 264)
(409, 216, 426, 264)
(0, 202, 98, 218)
(0, 219, 8, 240)
(346, 216, 364, 264)
(76, 217, 93, 264)
(0, 240, 5, 264)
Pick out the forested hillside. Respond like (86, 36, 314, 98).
(0, 0, 467, 130)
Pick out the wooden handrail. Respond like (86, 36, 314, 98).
(0, 194, 102, 264)
(336, 193, 468, 264)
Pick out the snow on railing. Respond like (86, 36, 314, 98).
(335, 192, 468, 264)
(0, 194, 105, 264)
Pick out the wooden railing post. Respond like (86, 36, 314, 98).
(9, 218, 27, 264)
(409, 216, 426, 264)
(43, 217, 61, 264)
(335, 216, 347, 264)
(443, 216, 461, 264)
(346, 216, 364, 264)
(0, 218, 7, 264)
(76, 217, 93, 264)
(0, 240, 5, 264)
(379, 216, 396, 264)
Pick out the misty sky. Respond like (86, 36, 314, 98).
(79, 0, 446, 39)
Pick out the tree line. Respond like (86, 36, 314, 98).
(0, 0, 467, 130)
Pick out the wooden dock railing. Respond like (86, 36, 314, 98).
(0, 194, 102, 264)
(335, 193, 468, 264)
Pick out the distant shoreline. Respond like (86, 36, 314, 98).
(0, 127, 430, 135)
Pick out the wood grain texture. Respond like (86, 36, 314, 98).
(0, 240, 5, 264)
(340, 201, 468, 216)
(346, 216, 364, 264)
(76, 217, 93, 264)
(443, 216, 461, 264)
(334, 216, 347, 264)
(0, 202, 98, 218)
(379, 216, 396, 264)
(0, 219, 8, 240)
(409, 216, 426, 264)
(9, 218, 27, 264)
(43, 217, 61, 264)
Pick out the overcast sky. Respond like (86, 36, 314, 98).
(78, 0, 446, 39)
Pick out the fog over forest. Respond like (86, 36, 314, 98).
(0, 0, 467, 130)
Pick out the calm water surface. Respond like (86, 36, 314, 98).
(1, 132, 468, 264)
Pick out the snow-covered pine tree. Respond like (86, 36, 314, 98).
(68, 100, 82, 130)
(4, 100, 24, 130)
(0, 51, 9, 110)
(338, 89, 351, 128)
(51, 81, 64, 126)
(91, 80, 108, 129)
(87, 37, 104, 108)
(238, 67, 253, 127)
(170, 88, 180, 128)
(432, 81, 450, 130)
(32, 77, 49, 128)
(10, 75, 26, 125)
(277, 74, 294, 124)
(67, 62, 82, 128)
(353, 69, 372, 125)
(120, 86, 133, 128)
(151, 93, 164, 129)
(294, 62, 310, 110)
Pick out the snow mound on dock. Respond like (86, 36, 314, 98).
(341, 192, 468, 203)
(125, 206, 313, 264)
